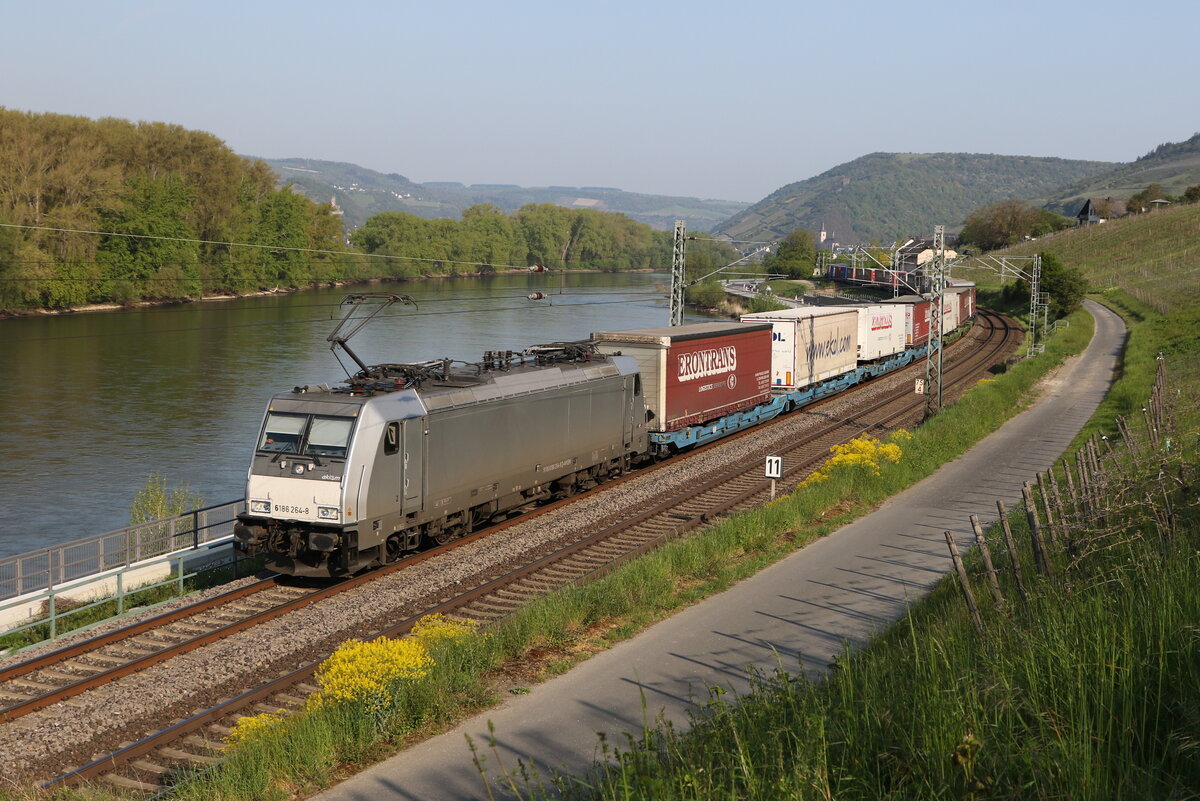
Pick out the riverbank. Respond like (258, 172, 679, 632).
(0, 268, 651, 320)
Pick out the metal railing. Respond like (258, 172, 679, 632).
(0, 548, 241, 644)
(0, 499, 244, 602)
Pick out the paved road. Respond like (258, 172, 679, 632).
(315, 300, 1125, 801)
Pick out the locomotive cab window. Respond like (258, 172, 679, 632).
(259, 413, 305, 453)
(307, 416, 354, 458)
(258, 413, 356, 459)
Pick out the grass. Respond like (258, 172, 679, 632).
(81, 308, 1098, 801)
(550, 527, 1200, 800)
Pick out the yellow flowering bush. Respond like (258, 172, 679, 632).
(799, 433, 906, 488)
(226, 710, 284, 746)
(226, 613, 488, 749)
(410, 613, 483, 644)
(305, 614, 483, 716)
(798, 469, 829, 488)
(308, 636, 433, 713)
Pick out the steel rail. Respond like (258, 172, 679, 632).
(0, 576, 296, 683)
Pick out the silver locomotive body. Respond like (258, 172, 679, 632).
(234, 350, 647, 577)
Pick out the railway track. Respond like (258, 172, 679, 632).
(27, 313, 1014, 793)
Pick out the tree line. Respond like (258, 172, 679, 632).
(956, 199, 1073, 252)
(0, 110, 680, 312)
(958, 183, 1200, 254)
(349, 203, 670, 277)
(0, 108, 359, 310)
(1125, 183, 1200, 214)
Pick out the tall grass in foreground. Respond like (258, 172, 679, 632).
(137, 312, 1093, 801)
(539, 537, 1200, 800)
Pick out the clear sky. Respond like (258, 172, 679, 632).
(3, 0, 1198, 202)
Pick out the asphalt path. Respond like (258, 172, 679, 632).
(314, 300, 1125, 801)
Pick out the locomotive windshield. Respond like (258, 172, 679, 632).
(259, 413, 355, 458)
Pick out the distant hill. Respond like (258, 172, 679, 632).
(1042, 132, 1200, 216)
(714, 153, 1115, 246)
(251, 157, 749, 232)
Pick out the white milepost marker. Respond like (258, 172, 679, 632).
(765, 455, 783, 500)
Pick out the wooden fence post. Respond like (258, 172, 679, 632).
(970, 514, 1005, 609)
(1142, 405, 1159, 451)
(1022, 482, 1053, 577)
(995, 500, 1028, 606)
(944, 531, 984, 636)
(1062, 457, 1080, 519)
(1048, 468, 1068, 548)
(1115, 415, 1138, 457)
(1075, 449, 1094, 527)
(1037, 472, 1058, 546)
(1057, 463, 1080, 562)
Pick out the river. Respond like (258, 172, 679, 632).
(0, 272, 716, 558)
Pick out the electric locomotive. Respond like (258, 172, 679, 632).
(233, 343, 647, 576)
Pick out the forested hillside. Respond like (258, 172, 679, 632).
(1043, 132, 1200, 215)
(716, 152, 1114, 245)
(0, 108, 354, 310)
(0, 111, 681, 312)
(257, 157, 748, 232)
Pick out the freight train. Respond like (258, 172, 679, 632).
(233, 290, 975, 577)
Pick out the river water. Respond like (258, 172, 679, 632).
(0, 272, 714, 558)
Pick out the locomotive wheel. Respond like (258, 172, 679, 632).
(429, 526, 460, 546)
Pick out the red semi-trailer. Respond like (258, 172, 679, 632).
(953, 286, 976, 324)
(593, 322, 773, 432)
(891, 295, 933, 347)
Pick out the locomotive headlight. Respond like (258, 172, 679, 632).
(250, 499, 271, 514)
(317, 506, 339, 521)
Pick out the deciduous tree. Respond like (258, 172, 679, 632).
(1006, 251, 1086, 319)
(958, 200, 1069, 251)
(764, 228, 816, 278)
